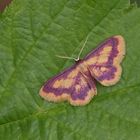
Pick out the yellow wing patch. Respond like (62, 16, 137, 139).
(53, 69, 79, 89)
(87, 46, 112, 65)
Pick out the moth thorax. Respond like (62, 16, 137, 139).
(78, 61, 88, 73)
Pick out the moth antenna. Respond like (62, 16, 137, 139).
(77, 34, 90, 60)
(56, 34, 90, 62)
(55, 55, 78, 61)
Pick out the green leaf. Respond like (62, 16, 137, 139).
(0, 0, 140, 139)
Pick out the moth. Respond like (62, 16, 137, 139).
(39, 35, 125, 106)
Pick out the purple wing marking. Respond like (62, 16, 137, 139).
(85, 35, 125, 86)
(39, 61, 97, 106)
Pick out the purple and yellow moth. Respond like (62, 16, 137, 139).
(39, 35, 125, 106)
